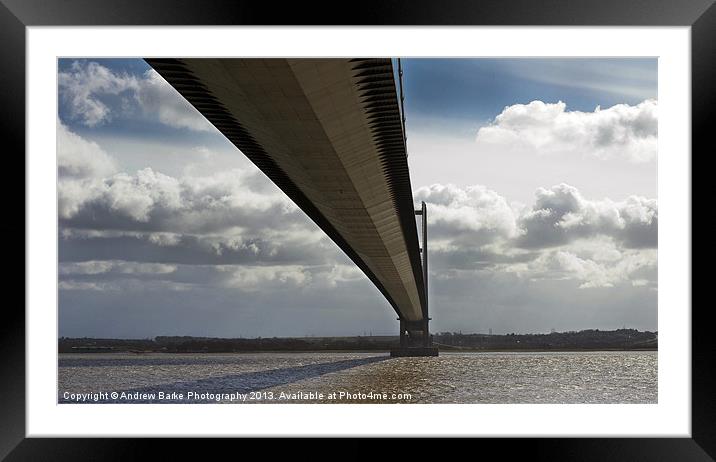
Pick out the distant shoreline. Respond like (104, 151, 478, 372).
(59, 328, 657, 354)
(59, 348, 657, 354)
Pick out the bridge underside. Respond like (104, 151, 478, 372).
(146, 58, 428, 333)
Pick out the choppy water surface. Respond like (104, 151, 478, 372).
(58, 351, 656, 404)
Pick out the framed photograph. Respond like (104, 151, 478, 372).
(7, 0, 713, 457)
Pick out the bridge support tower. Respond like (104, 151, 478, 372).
(391, 201, 439, 357)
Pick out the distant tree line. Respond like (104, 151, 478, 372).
(433, 328, 657, 350)
(59, 328, 657, 353)
(58, 335, 398, 353)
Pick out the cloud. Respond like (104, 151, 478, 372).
(58, 169, 331, 266)
(57, 125, 341, 273)
(414, 182, 657, 252)
(59, 230, 343, 269)
(414, 183, 520, 244)
(58, 61, 138, 126)
(502, 246, 657, 289)
(56, 120, 657, 296)
(476, 100, 657, 163)
(58, 122, 118, 219)
(416, 182, 657, 289)
(58, 166, 181, 222)
(58, 281, 121, 291)
(59, 166, 315, 238)
(59, 60, 213, 131)
(217, 265, 311, 291)
(57, 127, 304, 235)
(58, 260, 183, 291)
(134, 69, 214, 132)
(58, 121, 117, 178)
(59, 260, 177, 276)
(517, 183, 657, 249)
(58, 260, 369, 296)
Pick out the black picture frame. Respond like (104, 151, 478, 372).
(5, 0, 712, 458)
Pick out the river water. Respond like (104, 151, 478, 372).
(58, 351, 657, 404)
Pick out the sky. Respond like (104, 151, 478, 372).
(57, 58, 658, 338)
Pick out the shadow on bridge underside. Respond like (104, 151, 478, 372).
(59, 355, 391, 403)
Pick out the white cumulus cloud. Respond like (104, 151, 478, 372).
(518, 183, 657, 249)
(217, 265, 312, 291)
(416, 182, 657, 289)
(59, 61, 213, 131)
(414, 183, 520, 242)
(58, 121, 117, 178)
(476, 99, 657, 162)
(510, 247, 657, 289)
(58, 61, 138, 126)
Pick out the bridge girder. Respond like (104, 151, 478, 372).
(146, 58, 427, 322)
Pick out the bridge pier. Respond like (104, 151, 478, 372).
(391, 318, 438, 356)
(391, 201, 438, 358)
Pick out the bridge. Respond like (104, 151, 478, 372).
(145, 58, 437, 356)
